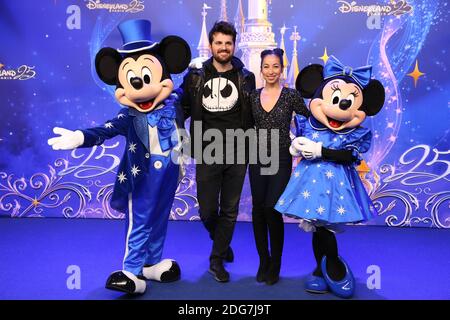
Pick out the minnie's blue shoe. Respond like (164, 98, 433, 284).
(321, 256, 355, 299)
(305, 275, 329, 294)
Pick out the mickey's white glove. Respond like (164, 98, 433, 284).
(188, 57, 208, 69)
(291, 137, 322, 160)
(47, 127, 84, 150)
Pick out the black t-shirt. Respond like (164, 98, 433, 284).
(201, 67, 244, 156)
(201, 70, 241, 132)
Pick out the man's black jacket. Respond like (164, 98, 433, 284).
(178, 56, 256, 157)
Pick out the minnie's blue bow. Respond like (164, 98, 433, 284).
(146, 99, 178, 152)
(323, 55, 372, 88)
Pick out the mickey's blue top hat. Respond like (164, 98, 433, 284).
(117, 19, 158, 54)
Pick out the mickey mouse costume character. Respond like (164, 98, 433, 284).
(47, 19, 191, 294)
(275, 56, 385, 298)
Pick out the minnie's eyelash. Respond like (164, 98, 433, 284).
(352, 90, 359, 97)
(331, 83, 340, 91)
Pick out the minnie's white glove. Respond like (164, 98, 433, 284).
(47, 127, 84, 150)
(188, 57, 208, 69)
(289, 144, 302, 157)
(291, 137, 322, 160)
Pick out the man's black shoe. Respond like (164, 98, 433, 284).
(209, 261, 230, 282)
(225, 246, 234, 263)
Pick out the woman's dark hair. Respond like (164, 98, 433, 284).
(208, 21, 237, 44)
(260, 48, 284, 69)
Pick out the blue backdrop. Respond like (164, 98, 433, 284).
(0, 0, 448, 228)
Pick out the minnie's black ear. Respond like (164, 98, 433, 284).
(296, 64, 324, 98)
(360, 79, 385, 116)
(157, 36, 191, 74)
(95, 47, 122, 85)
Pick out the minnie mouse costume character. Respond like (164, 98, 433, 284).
(47, 19, 191, 294)
(275, 56, 385, 298)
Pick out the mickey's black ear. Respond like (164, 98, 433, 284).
(157, 36, 191, 74)
(360, 79, 385, 116)
(95, 47, 122, 85)
(296, 64, 324, 98)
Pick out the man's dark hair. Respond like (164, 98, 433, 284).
(208, 21, 237, 44)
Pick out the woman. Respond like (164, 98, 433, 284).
(249, 48, 309, 285)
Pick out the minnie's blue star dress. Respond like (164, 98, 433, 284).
(275, 115, 377, 228)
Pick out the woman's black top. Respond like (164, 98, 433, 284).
(250, 87, 309, 155)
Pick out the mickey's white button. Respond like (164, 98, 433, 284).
(154, 160, 162, 169)
(145, 153, 150, 159)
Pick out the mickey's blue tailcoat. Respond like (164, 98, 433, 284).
(80, 99, 184, 275)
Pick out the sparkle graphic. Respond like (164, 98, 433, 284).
(312, 179, 317, 184)
(104, 122, 113, 129)
(407, 60, 425, 87)
(325, 170, 334, 179)
(131, 165, 141, 177)
(278, 199, 285, 205)
(117, 172, 127, 183)
(32, 197, 40, 207)
(117, 113, 125, 119)
(319, 47, 330, 64)
(316, 205, 325, 215)
(337, 206, 346, 215)
(339, 181, 344, 186)
(326, 190, 331, 195)
(302, 190, 311, 199)
(128, 142, 137, 153)
(312, 132, 319, 139)
(294, 171, 300, 178)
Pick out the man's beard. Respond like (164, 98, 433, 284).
(213, 50, 233, 64)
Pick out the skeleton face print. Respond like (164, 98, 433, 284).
(202, 76, 238, 112)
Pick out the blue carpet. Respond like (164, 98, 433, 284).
(0, 218, 448, 300)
